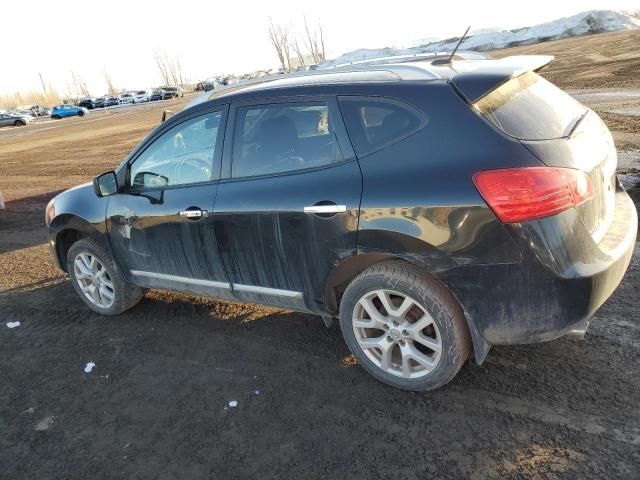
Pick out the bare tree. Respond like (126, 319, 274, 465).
(292, 36, 306, 69)
(303, 17, 326, 64)
(70, 71, 91, 97)
(268, 18, 292, 71)
(104, 68, 117, 95)
(154, 49, 185, 85)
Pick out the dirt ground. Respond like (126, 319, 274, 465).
(1, 31, 640, 479)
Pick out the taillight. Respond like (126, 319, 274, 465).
(473, 167, 592, 223)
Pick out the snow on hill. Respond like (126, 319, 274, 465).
(320, 10, 640, 68)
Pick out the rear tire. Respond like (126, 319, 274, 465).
(14, 120, 26, 126)
(67, 238, 143, 315)
(52, 115, 61, 120)
(339, 261, 471, 391)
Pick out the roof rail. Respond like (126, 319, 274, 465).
(323, 50, 490, 69)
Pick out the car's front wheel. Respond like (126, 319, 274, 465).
(14, 119, 26, 126)
(77, 110, 85, 117)
(67, 238, 143, 315)
(339, 261, 471, 391)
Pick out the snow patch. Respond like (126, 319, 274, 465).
(84, 362, 96, 373)
(320, 10, 640, 68)
(6, 321, 20, 329)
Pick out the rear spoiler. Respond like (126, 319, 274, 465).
(451, 55, 554, 103)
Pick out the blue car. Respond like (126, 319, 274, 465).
(51, 105, 88, 119)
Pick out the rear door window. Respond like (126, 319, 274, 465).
(231, 102, 342, 178)
(473, 71, 587, 140)
(338, 97, 427, 157)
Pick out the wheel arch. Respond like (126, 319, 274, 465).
(325, 252, 491, 364)
(50, 214, 103, 273)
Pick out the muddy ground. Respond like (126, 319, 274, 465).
(1, 31, 640, 479)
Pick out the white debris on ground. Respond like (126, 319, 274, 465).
(228, 400, 238, 408)
(34, 416, 55, 432)
(6, 321, 20, 328)
(84, 362, 96, 373)
(320, 10, 640, 68)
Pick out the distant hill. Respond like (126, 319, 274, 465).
(320, 10, 640, 68)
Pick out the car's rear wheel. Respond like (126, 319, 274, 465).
(339, 261, 471, 391)
(67, 238, 143, 315)
(52, 115, 61, 120)
(14, 120, 26, 126)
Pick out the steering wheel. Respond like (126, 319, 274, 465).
(175, 157, 211, 183)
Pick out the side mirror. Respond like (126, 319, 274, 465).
(93, 171, 118, 197)
(133, 171, 169, 189)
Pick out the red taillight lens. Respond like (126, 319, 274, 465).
(473, 167, 593, 223)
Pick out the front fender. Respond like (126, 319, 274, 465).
(47, 183, 111, 270)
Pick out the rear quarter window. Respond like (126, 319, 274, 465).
(338, 97, 427, 157)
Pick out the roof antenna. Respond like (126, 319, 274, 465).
(433, 26, 471, 65)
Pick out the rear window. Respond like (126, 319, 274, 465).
(338, 97, 426, 157)
(473, 71, 586, 140)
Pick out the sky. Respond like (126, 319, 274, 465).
(1, 0, 638, 96)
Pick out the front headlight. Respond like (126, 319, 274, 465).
(45, 199, 55, 225)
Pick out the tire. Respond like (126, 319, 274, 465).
(67, 238, 144, 315)
(52, 115, 61, 120)
(14, 120, 26, 126)
(77, 111, 85, 117)
(339, 261, 471, 391)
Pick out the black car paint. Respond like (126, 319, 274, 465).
(47, 68, 637, 364)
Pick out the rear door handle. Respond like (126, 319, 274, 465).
(179, 209, 208, 219)
(304, 204, 347, 214)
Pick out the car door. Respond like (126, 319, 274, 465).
(107, 105, 235, 300)
(0, 115, 10, 127)
(213, 97, 362, 312)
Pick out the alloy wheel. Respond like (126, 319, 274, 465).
(352, 289, 442, 379)
(73, 252, 115, 308)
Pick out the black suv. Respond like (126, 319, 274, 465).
(46, 55, 637, 391)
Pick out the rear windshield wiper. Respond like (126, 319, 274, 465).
(566, 110, 589, 138)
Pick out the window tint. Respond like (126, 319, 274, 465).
(338, 97, 426, 157)
(232, 102, 341, 178)
(129, 111, 222, 189)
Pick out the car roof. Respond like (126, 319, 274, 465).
(186, 54, 553, 108)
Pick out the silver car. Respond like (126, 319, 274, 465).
(0, 112, 31, 127)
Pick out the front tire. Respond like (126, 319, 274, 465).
(77, 110, 85, 117)
(67, 238, 143, 315)
(339, 261, 471, 391)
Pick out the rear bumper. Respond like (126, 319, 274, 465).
(441, 188, 637, 347)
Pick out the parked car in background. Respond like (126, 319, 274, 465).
(103, 96, 119, 107)
(45, 56, 637, 391)
(0, 112, 31, 127)
(150, 89, 165, 101)
(118, 93, 134, 104)
(51, 105, 87, 119)
(29, 105, 51, 117)
(78, 98, 98, 109)
(159, 86, 184, 98)
(133, 90, 151, 103)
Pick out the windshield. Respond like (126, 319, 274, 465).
(473, 71, 587, 140)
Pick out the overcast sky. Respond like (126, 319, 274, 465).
(2, 0, 637, 95)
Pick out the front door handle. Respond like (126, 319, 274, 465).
(179, 208, 208, 219)
(304, 204, 347, 215)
